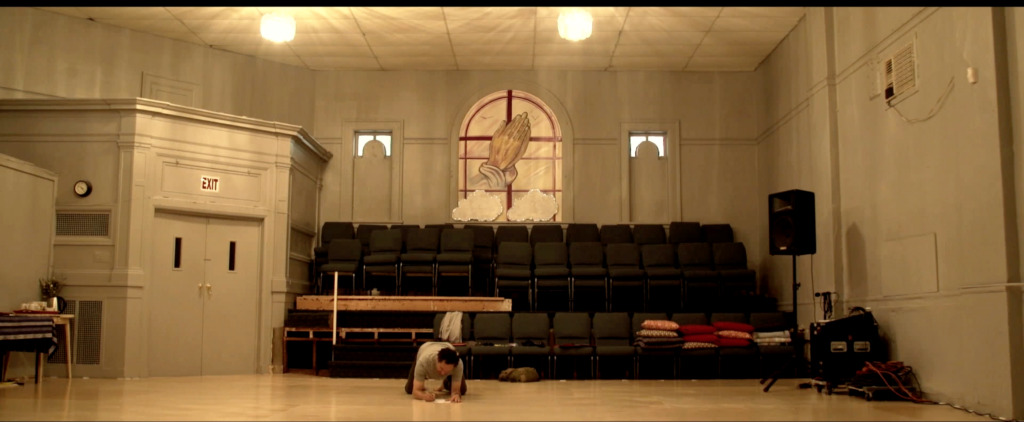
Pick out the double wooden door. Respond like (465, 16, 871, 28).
(149, 212, 261, 376)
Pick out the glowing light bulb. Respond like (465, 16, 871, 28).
(260, 13, 295, 43)
(557, 9, 593, 42)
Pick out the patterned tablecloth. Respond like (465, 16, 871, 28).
(0, 315, 58, 356)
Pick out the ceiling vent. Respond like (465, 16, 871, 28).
(883, 41, 917, 104)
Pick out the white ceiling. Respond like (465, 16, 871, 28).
(37, 7, 805, 72)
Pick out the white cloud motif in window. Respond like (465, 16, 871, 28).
(507, 189, 558, 222)
(451, 190, 504, 222)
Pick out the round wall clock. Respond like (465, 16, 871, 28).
(74, 180, 92, 197)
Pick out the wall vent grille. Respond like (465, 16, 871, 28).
(883, 41, 917, 102)
(48, 299, 103, 365)
(56, 213, 110, 237)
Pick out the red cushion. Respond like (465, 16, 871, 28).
(712, 321, 755, 332)
(718, 337, 752, 347)
(678, 324, 716, 335)
(681, 334, 720, 344)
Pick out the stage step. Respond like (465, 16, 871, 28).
(284, 310, 332, 328)
(333, 343, 418, 361)
(329, 360, 412, 379)
(330, 343, 418, 378)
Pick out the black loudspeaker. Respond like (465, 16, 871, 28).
(768, 189, 816, 255)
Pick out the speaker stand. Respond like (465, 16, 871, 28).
(760, 254, 809, 392)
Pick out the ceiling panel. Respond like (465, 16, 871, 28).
(377, 56, 457, 70)
(458, 55, 535, 70)
(38, 6, 805, 72)
(453, 43, 534, 56)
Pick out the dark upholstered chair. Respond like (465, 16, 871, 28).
(435, 228, 474, 296)
(464, 224, 496, 295)
(533, 242, 571, 311)
(713, 242, 757, 306)
(469, 312, 512, 379)
(641, 243, 682, 313)
(566, 223, 600, 244)
(510, 312, 552, 377)
(568, 242, 608, 312)
(604, 243, 646, 312)
(632, 224, 667, 246)
(319, 238, 362, 295)
(362, 228, 402, 293)
(592, 312, 636, 379)
(700, 223, 734, 243)
(599, 224, 633, 245)
(668, 221, 702, 245)
(551, 312, 593, 379)
(678, 242, 719, 312)
(494, 242, 533, 311)
(399, 227, 440, 295)
(631, 312, 674, 379)
(529, 224, 564, 245)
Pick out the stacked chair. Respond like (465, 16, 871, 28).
(308, 221, 761, 314)
(605, 243, 645, 312)
(533, 242, 571, 311)
(362, 228, 403, 294)
(494, 241, 534, 311)
(435, 228, 474, 296)
(568, 241, 608, 312)
(399, 227, 440, 295)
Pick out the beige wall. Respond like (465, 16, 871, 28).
(313, 70, 762, 248)
(0, 154, 57, 377)
(0, 99, 329, 378)
(1, 5, 1021, 419)
(0, 8, 315, 131)
(759, 7, 1022, 418)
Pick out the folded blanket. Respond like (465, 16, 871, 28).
(633, 337, 685, 348)
(682, 342, 718, 349)
(753, 331, 790, 339)
(753, 338, 792, 345)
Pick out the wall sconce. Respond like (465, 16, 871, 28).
(260, 12, 295, 43)
(557, 8, 593, 42)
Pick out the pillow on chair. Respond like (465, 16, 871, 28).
(636, 329, 679, 338)
(712, 321, 755, 333)
(641, 320, 680, 331)
(678, 324, 716, 335)
(681, 334, 719, 344)
(715, 330, 753, 340)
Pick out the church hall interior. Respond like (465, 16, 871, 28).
(0, 6, 1022, 422)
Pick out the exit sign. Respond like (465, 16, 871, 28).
(200, 175, 220, 192)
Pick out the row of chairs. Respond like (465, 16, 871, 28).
(319, 233, 757, 312)
(433, 311, 796, 380)
(313, 221, 740, 299)
(319, 227, 474, 297)
(314, 222, 735, 263)
(494, 241, 757, 312)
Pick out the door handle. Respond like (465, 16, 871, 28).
(206, 283, 213, 294)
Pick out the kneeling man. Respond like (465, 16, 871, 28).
(404, 341, 467, 402)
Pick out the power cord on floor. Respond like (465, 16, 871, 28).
(859, 361, 1018, 422)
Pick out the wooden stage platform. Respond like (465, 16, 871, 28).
(295, 295, 512, 312)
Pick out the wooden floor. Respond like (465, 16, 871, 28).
(0, 374, 994, 421)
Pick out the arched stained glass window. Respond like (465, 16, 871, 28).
(458, 90, 562, 222)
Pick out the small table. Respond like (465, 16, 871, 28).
(1, 313, 74, 384)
